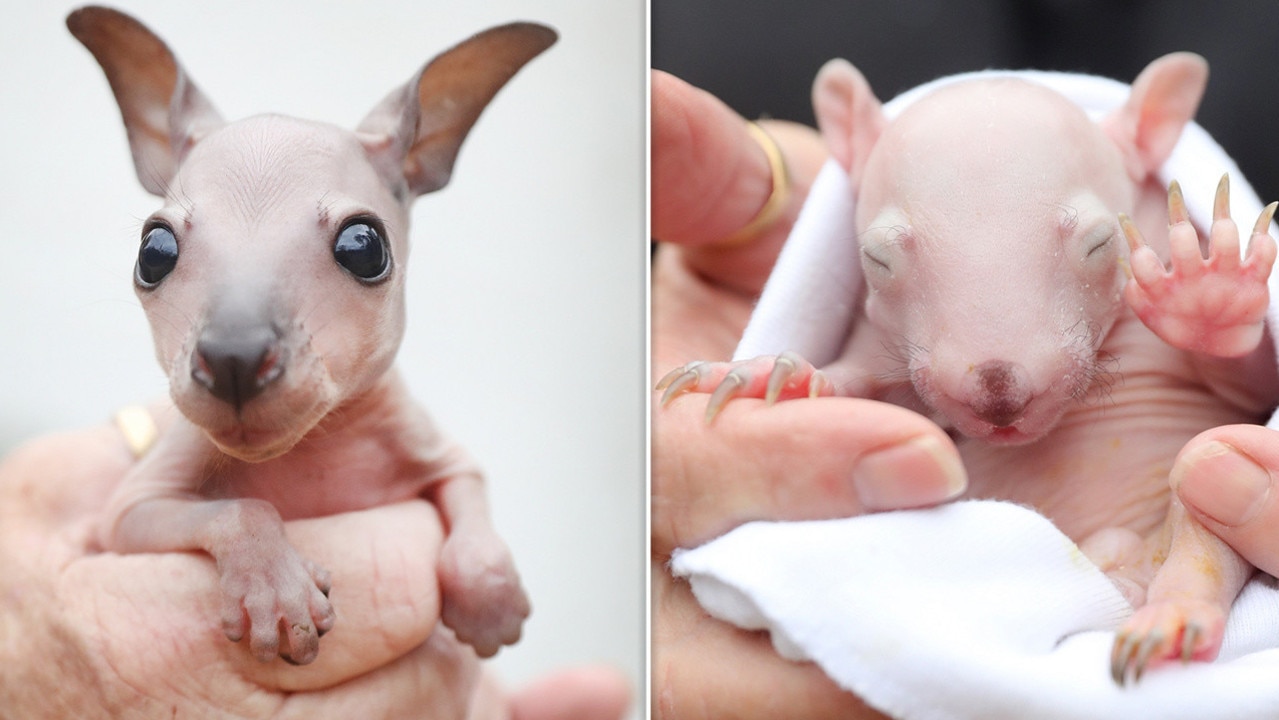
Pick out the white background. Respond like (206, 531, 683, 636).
(0, 0, 644, 710)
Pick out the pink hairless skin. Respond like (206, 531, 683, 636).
(660, 53, 1279, 684)
(67, 6, 555, 665)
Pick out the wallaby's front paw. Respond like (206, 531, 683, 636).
(218, 547, 336, 665)
(1122, 175, 1277, 357)
(656, 351, 833, 422)
(438, 529, 530, 658)
(1110, 597, 1225, 686)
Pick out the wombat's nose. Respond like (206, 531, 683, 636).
(971, 360, 1031, 427)
(192, 323, 284, 410)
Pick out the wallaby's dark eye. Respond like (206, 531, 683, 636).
(136, 225, 179, 288)
(333, 220, 390, 282)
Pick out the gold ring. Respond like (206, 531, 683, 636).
(115, 405, 158, 458)
(719, 121, 790, 246)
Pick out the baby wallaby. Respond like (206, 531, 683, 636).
(661, 54, 1279, 684)
(67, 5, 555, 665)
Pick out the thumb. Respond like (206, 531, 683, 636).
(1172, 425, 1279, 577)
(651, 70, 826, 295)
(652, 393, 966, 557)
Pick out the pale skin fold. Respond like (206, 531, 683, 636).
(660, 52, 1279, 692)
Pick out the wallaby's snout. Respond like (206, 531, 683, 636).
(192, 309, 285, 411)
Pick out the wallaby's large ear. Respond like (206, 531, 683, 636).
(67, 6, 224, 196)
(1101, 52, 1208, 182)
(357, 23, 557, 197)
(812, 59, 886, 184)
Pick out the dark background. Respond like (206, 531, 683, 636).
(652, 0, 1279, 204)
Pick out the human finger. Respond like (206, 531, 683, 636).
(508, 665, 632, 720)
(652, 569, 886, 719)
(651, 70, 826, 295)
(652, 394, 966, 557)
(1172, 424, 1279, 577)
(273, 629, 481, 719)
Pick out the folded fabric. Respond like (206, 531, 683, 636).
(678, 68, 1279, 718)
(671, 501, 1279, 719)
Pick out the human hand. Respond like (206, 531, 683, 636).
(0, 423, 629, 719)
(1172, 423, 1279, 580)
(650, 69, 966, 719)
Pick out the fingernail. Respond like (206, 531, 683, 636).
(853, 435, 967, 510)
(1174, 441, 1271, 527)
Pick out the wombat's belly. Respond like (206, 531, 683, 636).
(958, 376, 1262, 545)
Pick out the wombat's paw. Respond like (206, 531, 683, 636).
(656, 351, 832, 422)
(1110, 597, 1225, 686)
(1123, 174, 1277, 357)
(218, 548, 336, 665)
(438, 530, 530, 658)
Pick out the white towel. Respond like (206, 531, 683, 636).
(672, 69, 1279, 719)
(671, 501, 1279, 720)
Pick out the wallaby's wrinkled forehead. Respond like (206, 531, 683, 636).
(171, 115, 402, 226)
(860, 78, 1132, 225)
(180, 115, 369, 182)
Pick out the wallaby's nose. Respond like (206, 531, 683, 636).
(970, 360, 1031, 428)
(192, 322, 284, 410)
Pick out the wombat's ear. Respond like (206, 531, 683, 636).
(357, 22, 557, 197)
(67, 6, 224, 197)
(1101, 52, 1208, 182)
(812, 59, 886, 184)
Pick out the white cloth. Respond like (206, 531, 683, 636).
(671, 501, 1279, 720)
(673, 69, 1279, 719)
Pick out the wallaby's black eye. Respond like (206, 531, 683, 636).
(136, 225, 179, 288)
(333, 220, 390, 282)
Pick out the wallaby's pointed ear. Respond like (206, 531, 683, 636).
(357, 22, 557, 197)
(67, 6, 224, 197)
(1101, 52, 1208, 181)
(812, 58, 886, 184)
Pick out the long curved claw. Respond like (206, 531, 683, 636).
(1131, 630, 1165, 683)
(765, 356, 797, 405)
(659, 367, 701, 406)
(705, 370, 747, 423)
(1253, 201, 1278, 236)
(1111, 632, 1138, 685)
(1168, 179, 1189, 225)
(655, 365, 686, 392)
(810, 370, 831, 397)
(1119, 212, 1143, 254)
(1213, 173, 1230, 223)
(1181, 623, 1201, 664)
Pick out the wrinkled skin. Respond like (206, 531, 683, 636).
(0, 422, 631, 719)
